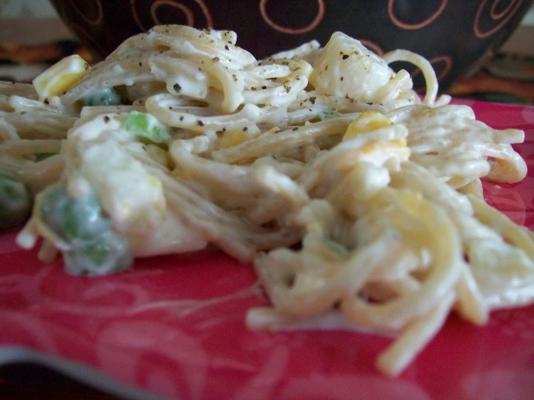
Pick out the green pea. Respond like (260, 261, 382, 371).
(321, 110, 341, 120)
(34, 153, 56, 162)
(0, 173, 32, 230)
(64, 231, 132, 276)
(38, 184, 133, 275)
(39, 185, 108, 242)
(124, 111, 170, 145)
(322, 238, 348, 257)
(81, 87, 122, 106)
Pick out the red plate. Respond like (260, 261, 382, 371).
(1, 100, 534, 400)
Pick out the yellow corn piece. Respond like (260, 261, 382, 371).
(391, 138, 407, 147)
(343, 111, 392, 141)
(33, 54, 89, 99)
(219, 130, 249, 148)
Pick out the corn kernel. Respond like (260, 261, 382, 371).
(219, 131, 248, 148)
(392, 138, 407, 147)
(33, 55, 89, 99)
(343, 111, 392, 141)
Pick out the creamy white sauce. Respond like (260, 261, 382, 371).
(129, 213, 207, 257)
(310, 32, 397, 103)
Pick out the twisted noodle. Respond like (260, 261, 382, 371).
(1, 25, 533, 376)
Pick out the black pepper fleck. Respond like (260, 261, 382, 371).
(173, 83, 182, 91)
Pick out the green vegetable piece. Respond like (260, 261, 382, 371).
(39, 185, 108, 242)
(38, 185, 133, 275)
(64, 231, 132, 276)
(81, 87, 122, 106)
(323, 239, 348, 257)
(321, 110, 341, 120)
(0, 173, 32, 230)
(35, 153, 56, 162)
(124, 111, 170, 145)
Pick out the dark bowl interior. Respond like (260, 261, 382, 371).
(51, 0, 530, 90)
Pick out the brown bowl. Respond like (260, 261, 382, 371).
(51, 0, 531, 89)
